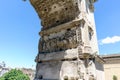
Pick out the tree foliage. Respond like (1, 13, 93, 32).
(113, 75, 118, 80)
(0, 69, 30, 80)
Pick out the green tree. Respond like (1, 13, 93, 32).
(0, 69, 30, 80)
(113, 75, 118, 80)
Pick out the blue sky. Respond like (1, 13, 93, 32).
(0, 0, 120, 68)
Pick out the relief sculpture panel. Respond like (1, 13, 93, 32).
(38, 28, 78, 53)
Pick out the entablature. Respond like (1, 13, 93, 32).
(30, 0, 80, 30)
(39, 19, 84, 36)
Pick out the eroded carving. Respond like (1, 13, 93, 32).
(38, 28, 78, 53)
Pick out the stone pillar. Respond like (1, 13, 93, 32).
(29, 0, 105, 80)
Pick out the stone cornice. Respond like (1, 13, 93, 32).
(102, 54, 120, 64)
(102, 54, 120, 58)
(39, 19, 85, 36)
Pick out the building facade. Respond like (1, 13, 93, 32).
(30, 0, 104, 80)
(20, 68, 35, 80)
(103, 54, 120, 80)
(0, 62, 11, 77)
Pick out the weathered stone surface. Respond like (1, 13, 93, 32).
(36, 61, 79, 80)
(36, 48, 78, 62)
(38, 27, 78, 53)
(30, 0, 104, 80)
(30, 0, 80, 30)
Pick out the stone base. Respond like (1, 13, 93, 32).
(35, 61, 79, 80)
(35, 49, 105, 80)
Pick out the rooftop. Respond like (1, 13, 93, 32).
(102, 53, 120, 58)
(101, 53, 120, 64)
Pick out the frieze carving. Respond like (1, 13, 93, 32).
(38, 28, 78, 53)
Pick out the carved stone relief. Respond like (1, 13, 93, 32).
(38, 27, 78, 53)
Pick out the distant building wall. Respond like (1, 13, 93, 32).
(20, 68, 35, 80)
(0, 62, 11, 77)
(102, 54, 120, 80)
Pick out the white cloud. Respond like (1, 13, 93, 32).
(99, 36, 120, 45)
